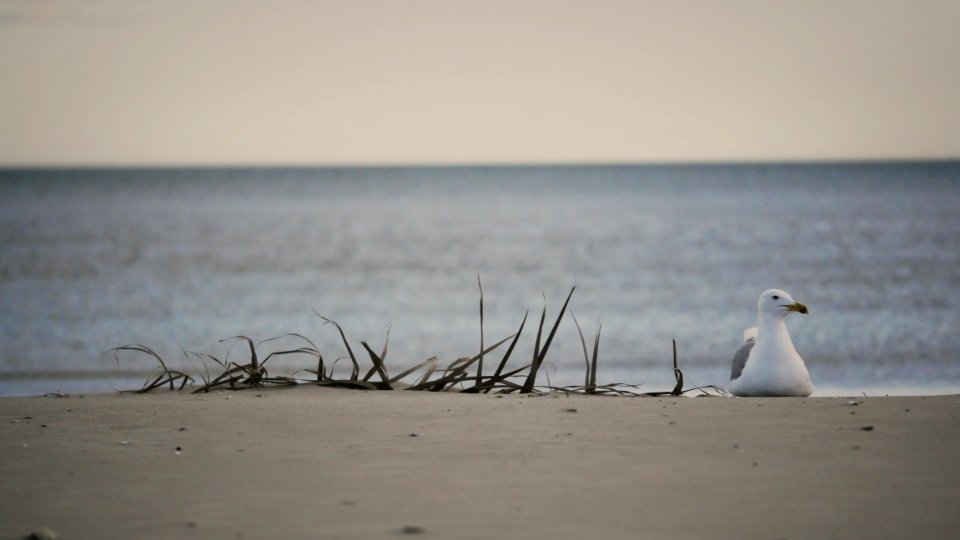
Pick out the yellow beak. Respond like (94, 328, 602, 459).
(782, 302, 809, 314)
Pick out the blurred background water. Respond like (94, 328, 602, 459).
(1, 163, 958, 396)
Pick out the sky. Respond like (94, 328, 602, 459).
(1, 0, 958, 166)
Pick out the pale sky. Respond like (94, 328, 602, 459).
(1, 0, 958, 166)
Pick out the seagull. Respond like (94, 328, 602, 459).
(729, 289, 813, 397)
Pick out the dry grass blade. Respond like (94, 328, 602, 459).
(140, 371, 165, 392)
(261, 332, 317, 346)
(314, 312, 360, 381)
(552, 382, 649, 396)
(388, 356, 438, 385)
(110, 344, 194, 392)
(262, 347, 319, 363)
(180, 349, 202, 382)
(571, 311, 591, 388)
(361, 326, 392, 382)
(590, 320, 601, 390)
(684, 384, 731, 397)
(415, 357, 475, 392)
(477, 274, 484, 387)
(443, 356, 476, 374)
(111, 344, 168, 372)
(220, 335, 258, 370)
(671, 339, 683, 397)
(570, 313, 602, 393)
(461, 363, 531, 393)
(260, 333, 324, 376)
(411, 356, 439, 387)
(521, 286, 575, 393)
(490, 311, 527, 381)
(180, 347, 211, 387)
(639, 340, 723, 397)
(380, 324, 391, 364)
(315, 379, 379, 390)
(261, 376, 299, 386)
(360, 341, 393, 389)
(526, 306, 546, 384)
(405, 334, 515, 391)
(136, 369, 191, 392)
(465, 312, 528, 393)
(218, 335, 266, 387)
(191, 363, 252, 393)
(538, 287, 575, 364)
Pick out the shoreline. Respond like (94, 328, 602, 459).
(2, 365, 959, 399)
(2, 388, 959, 539)
(3, 377, 959, 399)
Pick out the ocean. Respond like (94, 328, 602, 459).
(1, 163, 958, 396)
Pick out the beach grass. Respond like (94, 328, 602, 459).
(112, 285, 726, 397)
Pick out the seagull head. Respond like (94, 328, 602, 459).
(757, 289, 808, 319)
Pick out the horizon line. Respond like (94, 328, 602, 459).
(2, 156, 959, 171)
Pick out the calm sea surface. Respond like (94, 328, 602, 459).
(1, 163, 958, 396)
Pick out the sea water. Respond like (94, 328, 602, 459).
(1, 163, 958, 396)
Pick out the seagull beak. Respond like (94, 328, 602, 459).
(782, 302, 809, 314)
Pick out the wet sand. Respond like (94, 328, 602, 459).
(1, 387, 958, 539)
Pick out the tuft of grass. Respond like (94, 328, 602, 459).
(635, 339, 729, 397)
(113, 282, 731, 397)
(186, 335, 299, 393)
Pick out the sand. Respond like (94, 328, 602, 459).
(1, 387, 958, 539)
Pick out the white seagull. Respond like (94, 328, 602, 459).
(729, 289, 813, 397)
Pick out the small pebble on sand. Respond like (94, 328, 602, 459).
(25, 527, 58, 539)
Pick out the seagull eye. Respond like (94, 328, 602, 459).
(772, 295, 780, 300)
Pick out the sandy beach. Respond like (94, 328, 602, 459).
(1, 387, 958, 539)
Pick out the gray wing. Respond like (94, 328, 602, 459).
(730, 338, 756, 381)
